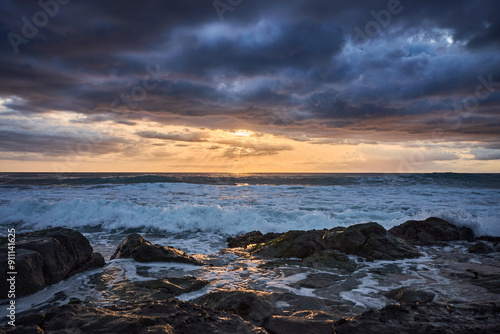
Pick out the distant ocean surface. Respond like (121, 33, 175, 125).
(1, 173, 499, 238)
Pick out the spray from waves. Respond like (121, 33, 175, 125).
(1, 198, 497, 236)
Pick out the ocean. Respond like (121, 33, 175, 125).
(1, 172, 500, 316)
(1, 173, 499, 239)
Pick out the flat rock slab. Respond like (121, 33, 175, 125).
(4, 300, 266, 334)
(383, 287, 435, 305)
(333, 302, 500, 334)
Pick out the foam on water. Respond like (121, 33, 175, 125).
(0, 180, 499, 237)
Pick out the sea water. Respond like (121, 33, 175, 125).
(1, 173, 499, 315)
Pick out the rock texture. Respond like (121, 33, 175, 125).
(109, 276, 209, 302)
(302, 250, 357, 272)
(468, 242, 495, 254)
(227, 231, 281, 248)
(388, 217, 474, 245)
(0, 228, 104, 298)
(333, 302, 500, 334)
(197, 290, 276, 326)
(110, 233, 203, 265)
(383, 287, 435, 305)
(5, 299, 266, 334)
(253, 230, 327, 259)
(228, 223, 420, 263)
(325, 222, 420, 260)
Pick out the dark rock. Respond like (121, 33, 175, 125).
(383, 287, 435, 305)
(110, 233, 149, 260)
(302, 250, 357, 272)
(3, 325, 44, 334)
(270, 292, 342, 313)
(197, 290, 276, 326)
(110, 233, 203, 265)
(227, 231, 282, 248)
(132, 244, 202, 265)
(2, 300, 266, 334)
(293, 273, 344, 289)
(0, 228, 104, 298)
(263, 315, 333, 334)
(228, 223, 418, 261)
(333, 302, 500, 334)
(326, 222, 420, 260)
(470, 272, 500, 294)
(253, 230, 327, 259)
(468, 242, 495, 254)
(0, 248, 45, 298)
(108, 275, 209, 302)
(476, 235, 500, 246)
(73, 252, 105, 274)
(388, 217, 475, 245)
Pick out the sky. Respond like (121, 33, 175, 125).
(0, 0, 499, 173)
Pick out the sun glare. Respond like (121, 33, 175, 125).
(233, 130, 253, 137)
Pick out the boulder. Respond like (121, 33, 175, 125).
(0, 228, 105, 298)
(2, 299, 266, 334)
(383, 287, 435, 305)
(388, 217, 474, 245)
(253, 230, 327, 259)
(197, 290, 276, 326)
(0, 248, 45, 298)
(228, 223, 419, 261)
(110, 233, 203, 265)
(227, 231, 282, 248)
(325, 223, 420, 260)
(468, 242, 495, 254)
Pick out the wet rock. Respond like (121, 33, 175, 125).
(110, 233, 148, 259)
(333, 302, 500, 334)
(388, 217, 474, 245)
(2, 300, 266, 334)
(0, 228, 105, 298)
(111, 233, 203, 265)
(132, 243, 202, 265)
(145, 276, 209, 300)
(109, 276, 209, 302)
(227, 231, 282, 248)
(197, 289, 276, 326)
(476, 235, 500, 249)
(383, 287, 435, 305)
(263, 315, 333, 334)
(0, 248, 45, 298)
(3, 325, 44, 334)
(270, 292, 343, 313)
(302, 250, 357, 272)
(471, 272, 500, 294)
(253, 230, 326, 259)
(292, 273, 345, 289)
(74, 252, 105, 274)
(326, 222, 420, 260)
(468, 242, 495, 254)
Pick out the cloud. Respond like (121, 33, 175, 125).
(470, 149, 500, 160)
(0, 0, 499, 155)
(136, 130, 210, 142)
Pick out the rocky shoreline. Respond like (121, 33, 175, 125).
(2, 218, 500, 333)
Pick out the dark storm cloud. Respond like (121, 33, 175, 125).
(0, 128, 129, 156)
(1, 0, 500, 156)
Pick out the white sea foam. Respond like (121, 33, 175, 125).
(0, 182, 498, 237)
